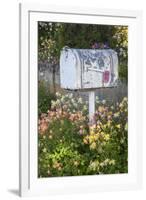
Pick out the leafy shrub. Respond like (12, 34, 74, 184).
(38, 93, 128, 177)
(38, 81, 56, 116)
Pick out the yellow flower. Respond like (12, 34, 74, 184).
(74, 161, 79, 166)
(48, 135, 53, 139)
(83, 138, 88, 144)
(61, 120, 64, 125)
(116, 124, 121, 129)
(104, 134, 110, 141)
(90, 142, 96, 150)
(89, 135, 95, 143)
(98, 106, 104, 113)
(108, 111, 113, 116)
(125, 123, 128, 131)
(107, 120, 111, 127)
(53, 162, 61, 169)
(114, 112, 120, 118)
(96, 125, 101, 130)
(90, 130, 95, 135)
(100, 132, 105, 137)
(43, 135, 46, 139)
(103, 124, 107, 129)
(90, 125, 95, 132)
(80, 125, 84, 129)
(58, 166, 62, 171)
(94, 134, 99, 141)
(123, 97, 128, 102)
(42, 148, 47, 153)
(109, 159, 115, 165)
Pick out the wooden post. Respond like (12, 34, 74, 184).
(89, 91, 95, 123)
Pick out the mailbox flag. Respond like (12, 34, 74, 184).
(103, 71, 110, 83)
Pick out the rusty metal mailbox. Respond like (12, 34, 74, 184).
(60, 47, 118, 90)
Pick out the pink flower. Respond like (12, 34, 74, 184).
(79, 129, 83, 135)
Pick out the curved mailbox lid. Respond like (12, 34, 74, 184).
(60, 47, 82, 90)
(60, 47, 118, 90)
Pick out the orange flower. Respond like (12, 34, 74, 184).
(39, 122, 48, 134)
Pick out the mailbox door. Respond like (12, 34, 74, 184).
(81, 50, 117, 88)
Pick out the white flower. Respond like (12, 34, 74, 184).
(78, 97, 83, 104)
(83, 105, 87, 111)
(102, 99, 106, 104)
(96, 96, 99, 100)
(71, 99, 75, 104)
(74, 104, 78, 108)
(114, 112, 119, 118)
(42, 148, 47, 153)
(56, 92, 60, 97)
(61, 96, 65, 102)
(51, 100, 56, 108)
(109, 160, 115, 165)
(56, 99, 61, 105)
(65, 93, 73, 99)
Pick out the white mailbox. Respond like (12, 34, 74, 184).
(60, 47, 118, 90)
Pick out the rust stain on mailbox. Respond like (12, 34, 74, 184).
(60, 46, 118, 90)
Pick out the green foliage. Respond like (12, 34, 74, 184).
(119, 64, 128, 83)
(38, 93, 128, 177)
(38, 81, 56, 116)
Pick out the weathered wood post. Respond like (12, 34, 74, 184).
(60, 46, 118, 122)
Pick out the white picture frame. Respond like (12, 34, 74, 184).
(19, 3, 143, 197)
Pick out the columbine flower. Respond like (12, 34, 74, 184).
(68, 93, 73, 98)
(109, 160, 115, 165)
(116, 124, 121, 129)
(107, 115, 112, 120)
(98, 106, 104, 113)
(78, 97, 83, 104)
(107, 120, 111, 127)
(42, 148, 47, 153)
(90, 142, 96, 150)
(125, 123, 128, 131)
(83, 138, 88, 144)
(74, 161, 79, 166)
(123, 97, 128, 102)
(111, 105, 114, 110)
(79, 129, 83, 135)
(57, 166, 62, 171)
(39, 121, 48, 134)
(96, 96, 99, 100)
(104, 134, 110, 141)
(83, 105, 87, 111)
(114, 112, 120, 118)
(48, 135, 53, 139)
(80, 125, 84, 129)
(56, 92, 60, 97)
